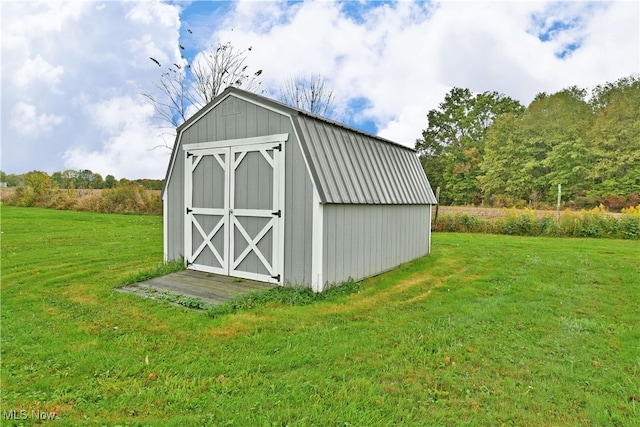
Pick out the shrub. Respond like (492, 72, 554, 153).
(538, 216, 559, 236)
(602, 195, 626, 212)
(620, 206, 640, 239)
(502, 208, 537, 235)
(47, 189, 78, 210)
(620, 217, 639, 239)
(621, 205, 640, 216)
(9, 185, 36, 207)
(433, 213, 493, 233)
(74, 185, 162, 215)
(556, 210, 579, 237)
(626, 193, 640, 209)
(434, 206, 639, 240)
(3, 182, 162, 216)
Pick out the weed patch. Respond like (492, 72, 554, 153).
(142, 288, 209, 310)
(207, 279, 361, 318)
(434, 205, 640, 239)
(122, 259, 185, 285)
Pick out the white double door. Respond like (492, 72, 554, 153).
(184, 140, 283, 284)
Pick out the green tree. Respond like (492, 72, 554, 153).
(104, 175, 116, 189)
(22, 170, 56, 205)
(587, 75, 640, 197)
(56, 169, 79, 189)
(536, 88, 594, 201)
(478, 113, 527, 203)
(5, 174, 22, 187)
(51, 171, 63, 188)
(416, 88, 523, 204)
(24, 171, 54, 191)
(480, 88, 594, 204)
(74, 169, 96, 189)
(90, 173, 104, 189)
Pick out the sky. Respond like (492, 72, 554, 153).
(1, 0, 638, 180)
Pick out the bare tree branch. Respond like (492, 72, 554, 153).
(190, 42, 262, 108)
(141, 40, 262, 150)
(279, 73, 335, 117)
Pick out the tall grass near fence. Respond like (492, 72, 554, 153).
(434, 205, 640, 239)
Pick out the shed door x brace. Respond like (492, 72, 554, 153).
(184, 139, 284, 284)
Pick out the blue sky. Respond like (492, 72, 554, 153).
(1, 1, 638, 179)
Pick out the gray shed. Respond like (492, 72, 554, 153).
(162, 87, 437, 292)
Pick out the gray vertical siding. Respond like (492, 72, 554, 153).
(322, 204, 431, 285)
(284, 128, 314, 285)
(164, 150, 184, 261)
(164, 95, 314, 286)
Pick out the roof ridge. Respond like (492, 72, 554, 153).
(223, 87, 417, 152)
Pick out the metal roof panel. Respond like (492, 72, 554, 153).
(294, 115, 436, 205)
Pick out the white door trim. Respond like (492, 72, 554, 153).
(183, 133, 289, 152)
(228, 142, 284, 284)
(183, 135, 286, 284)
(184, 147, 229, 275)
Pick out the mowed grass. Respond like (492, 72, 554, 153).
(1, 206, 639, 426)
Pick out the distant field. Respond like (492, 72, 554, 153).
(1, 206, 639, 425)
(0, 186, 15, 198)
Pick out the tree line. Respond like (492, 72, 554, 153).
(0, 169, 163, 191)
(1, 170, 162, 215)
(416, 74, 640, 211)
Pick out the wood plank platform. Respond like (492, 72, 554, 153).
(119, 269, 276, 306)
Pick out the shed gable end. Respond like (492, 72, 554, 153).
(181, 96, 292, 145)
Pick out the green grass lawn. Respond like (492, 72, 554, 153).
(2, 206, 639, 426)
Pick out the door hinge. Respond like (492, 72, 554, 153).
(271, 274, 281, 282)
(273, 143, 282, 152)
(186, 207, 193, 214)
(186, 152, 193, 158)
(186, 260, 192, 267)
(271, 210, 281, 218)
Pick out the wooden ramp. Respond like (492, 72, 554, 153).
(120, 269, 276, 306)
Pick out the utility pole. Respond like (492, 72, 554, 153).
(556, 183, 562, 223)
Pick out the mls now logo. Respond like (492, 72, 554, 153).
(3, 409, 27, 420)
(3, 409, 57, 420)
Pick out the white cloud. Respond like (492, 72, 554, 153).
(63, 95, 170, 179)
(89, 96, 155, 133)
(561, 1, 640, 87)
(14, 54, 65, 90)
(11, 101, 64, 135)
(1, 1, 182, 177)
(207, 0, 638, 147)
(126, 0, 182, 42)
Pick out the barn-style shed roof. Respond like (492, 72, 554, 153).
(164, 87, 437, 205)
